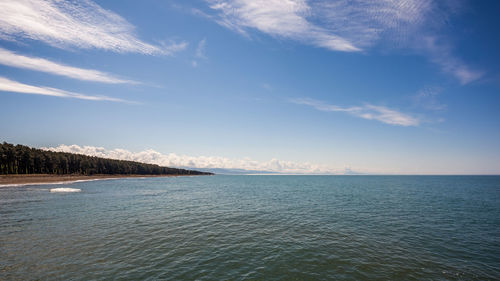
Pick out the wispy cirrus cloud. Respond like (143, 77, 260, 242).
(205, 0, 436, 52)
(421, 36, 483, 85)
(0, 76, 130, 102)
(192, 38, 208, 67)
(0, 47, 136, 84)
(309, 0, 435, 49)
(206, 0, 360, 52)
(413, 86, 447, 111)
(204, 0, 482, 84)
(43, 144, 342, 174)
(195, 38, 207, 59)
(0, 0, 187, 55)
(291, 98, 419, 126)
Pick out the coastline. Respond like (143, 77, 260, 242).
(0, 174, 196, 187)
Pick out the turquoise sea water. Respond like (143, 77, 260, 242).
(1, 175, 499, 280)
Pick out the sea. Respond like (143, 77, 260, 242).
(1, 175, 499, 280)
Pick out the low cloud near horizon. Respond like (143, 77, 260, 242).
(43, 144, 343, 174)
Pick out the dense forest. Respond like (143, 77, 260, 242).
(0, 142, 212, 176)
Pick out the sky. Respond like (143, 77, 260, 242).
(1, 0, 499, 175)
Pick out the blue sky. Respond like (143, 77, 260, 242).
(1, 0, 499, 174)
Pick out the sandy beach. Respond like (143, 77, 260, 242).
(0, 174, 187, 187)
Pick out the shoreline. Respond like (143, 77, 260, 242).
(0, 174, 198, 187)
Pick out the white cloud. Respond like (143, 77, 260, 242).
(204, 0, 482, 83)
(291, 98, 419, 126)
(0, 0, 187, 55)
(0, 76, 129, 102)
(413, 86, 447, 111)
(195, 38, 207, 59)
(43, 144, 343, 174)
(311, 0, 434, 48)
(0, 47, 136, 84)
(191, 38, 207, 68)
(205, 0, 437, 52)
(206, 0, 360, 52)
(421, 36, 483, 84)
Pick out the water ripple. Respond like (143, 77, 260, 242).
(0, 175, 499, 280)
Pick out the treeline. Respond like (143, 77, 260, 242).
(0, 142, 212, 176)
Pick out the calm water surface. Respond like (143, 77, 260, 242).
(1, 175, 499, 280)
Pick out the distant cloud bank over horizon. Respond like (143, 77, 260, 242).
(42, 144, 345, 175)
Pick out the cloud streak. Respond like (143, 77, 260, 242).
(0, 76, 129, 102)
(206, 0, 360, 52)
(0, 0, 186, 55)
(192, 38, 207, 67)
(291, 98, 419, 126)
(421, 36, 483, 84)
(204, 0, 482, 83)
(195, 38, 207, 59)
(413, 86, 447, 111)
(205, 0, 436, 52)
(0, 47, 136, 84)
(310, 0, 434, 48)
(43, 144, 342, 174)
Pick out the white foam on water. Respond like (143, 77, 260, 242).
(27, 188, 49, 191)
(50, 188, 82, 193)
(1, 176, 179, 188)
(0, 181, 73, 188)
(0, 178, 118, 188)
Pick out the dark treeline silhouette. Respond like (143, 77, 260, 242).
(0, 142, 212, 176)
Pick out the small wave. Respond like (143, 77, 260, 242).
(0, 178, 117, 188)
(0, 181, 71, 188)
(27, 188, 49, 191)
(50, 188, 82, 193)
